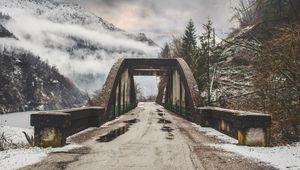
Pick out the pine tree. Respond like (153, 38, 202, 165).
(182, 19, 197, 65)
(160, 44, 170, 59)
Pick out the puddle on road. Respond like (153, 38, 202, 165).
(123, 118, 139, 124)
(161, 125, 174, 132)
(156, 109, 163, 112)
(97, 118, 139, 143)
(166, 133, 175, 140)
(158, 112, 164, 117)
(156, 112, 175, 140)
(157, 118, 172, 124)
(161, 126, 175, 140)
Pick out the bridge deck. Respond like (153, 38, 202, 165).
(24, 103, 275, 170)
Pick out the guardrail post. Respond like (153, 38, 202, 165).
(31, 112, 71, 147)
(197, 107, 272, 146)
(31, 107, 105, 148)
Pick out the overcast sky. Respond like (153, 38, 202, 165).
(65, 0, 239, 46)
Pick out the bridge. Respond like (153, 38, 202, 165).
(93, 58, 203, 122)
(31, 58, 271, 149)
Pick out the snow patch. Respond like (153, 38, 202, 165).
(191, 123, 237, 144)
(67, 127, 96, 141)
(0, 125, 82, 169)
(0, 126, 33, 146)
(191, 123, 300, 170)
(101, 116, 124, 127)
(209, 143, 300, 170)
(0, 144, 82, 170)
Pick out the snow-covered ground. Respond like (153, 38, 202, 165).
(191, 123, 238, 144)
(192, 123, 300, 170)
(0, 144, 81, 170)
(0, 125, 81, 170)
(0, 126, 33, 146)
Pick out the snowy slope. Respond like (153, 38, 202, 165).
(0, 0, 159, 94)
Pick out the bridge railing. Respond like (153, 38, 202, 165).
(164, 103, 193, 120)
(31, 107, 104, 147)
(109, 103, 137, 120)
(197, 107, 272, 146)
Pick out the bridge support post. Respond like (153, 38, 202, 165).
(237, 128, 271, 146)
(31, 112, 71, 147)
(31, 107, 104, 147)
(197, 107, 272, 146)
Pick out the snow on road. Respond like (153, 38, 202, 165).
(191, 123, 238, 144)
(192, 123, 300, 170)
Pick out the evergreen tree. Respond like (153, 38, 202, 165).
(182, 19, 197, 65)
(160, 44, 170, 59)
(162, 19, 217, 105)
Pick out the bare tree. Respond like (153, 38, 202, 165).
(254, 23, 300, 143)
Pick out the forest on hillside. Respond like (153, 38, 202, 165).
(159, 0, 300, 145)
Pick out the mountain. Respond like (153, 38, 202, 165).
(0, 0, 159, 113)
(0, 13, 14, 38)
(0, 0, 159, 94)
(0, 24, 14, 38)
(0, 46, 87, 114)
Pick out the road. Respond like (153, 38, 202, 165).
(24, 102, 275, 170)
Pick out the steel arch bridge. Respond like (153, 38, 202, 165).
(94, 58, 204, 122)
(31, 57, 271, 147)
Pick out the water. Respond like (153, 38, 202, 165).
(0, 111, 36, 129)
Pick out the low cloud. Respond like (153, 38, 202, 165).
(1, 8, 159, 94)
(67, 0, 239, 46)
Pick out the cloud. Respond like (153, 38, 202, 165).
(67, 0, 239, 46)
(1, 8, 159, 94)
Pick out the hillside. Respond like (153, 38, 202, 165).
(209, 25, 260, 110)
(0, 24, 14, 38)
(0, 45, 87, 113)
(0, 0, 159, 94)
(211, 19, 300, 144)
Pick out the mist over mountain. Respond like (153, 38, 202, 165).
(0, 0, 159, 95)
